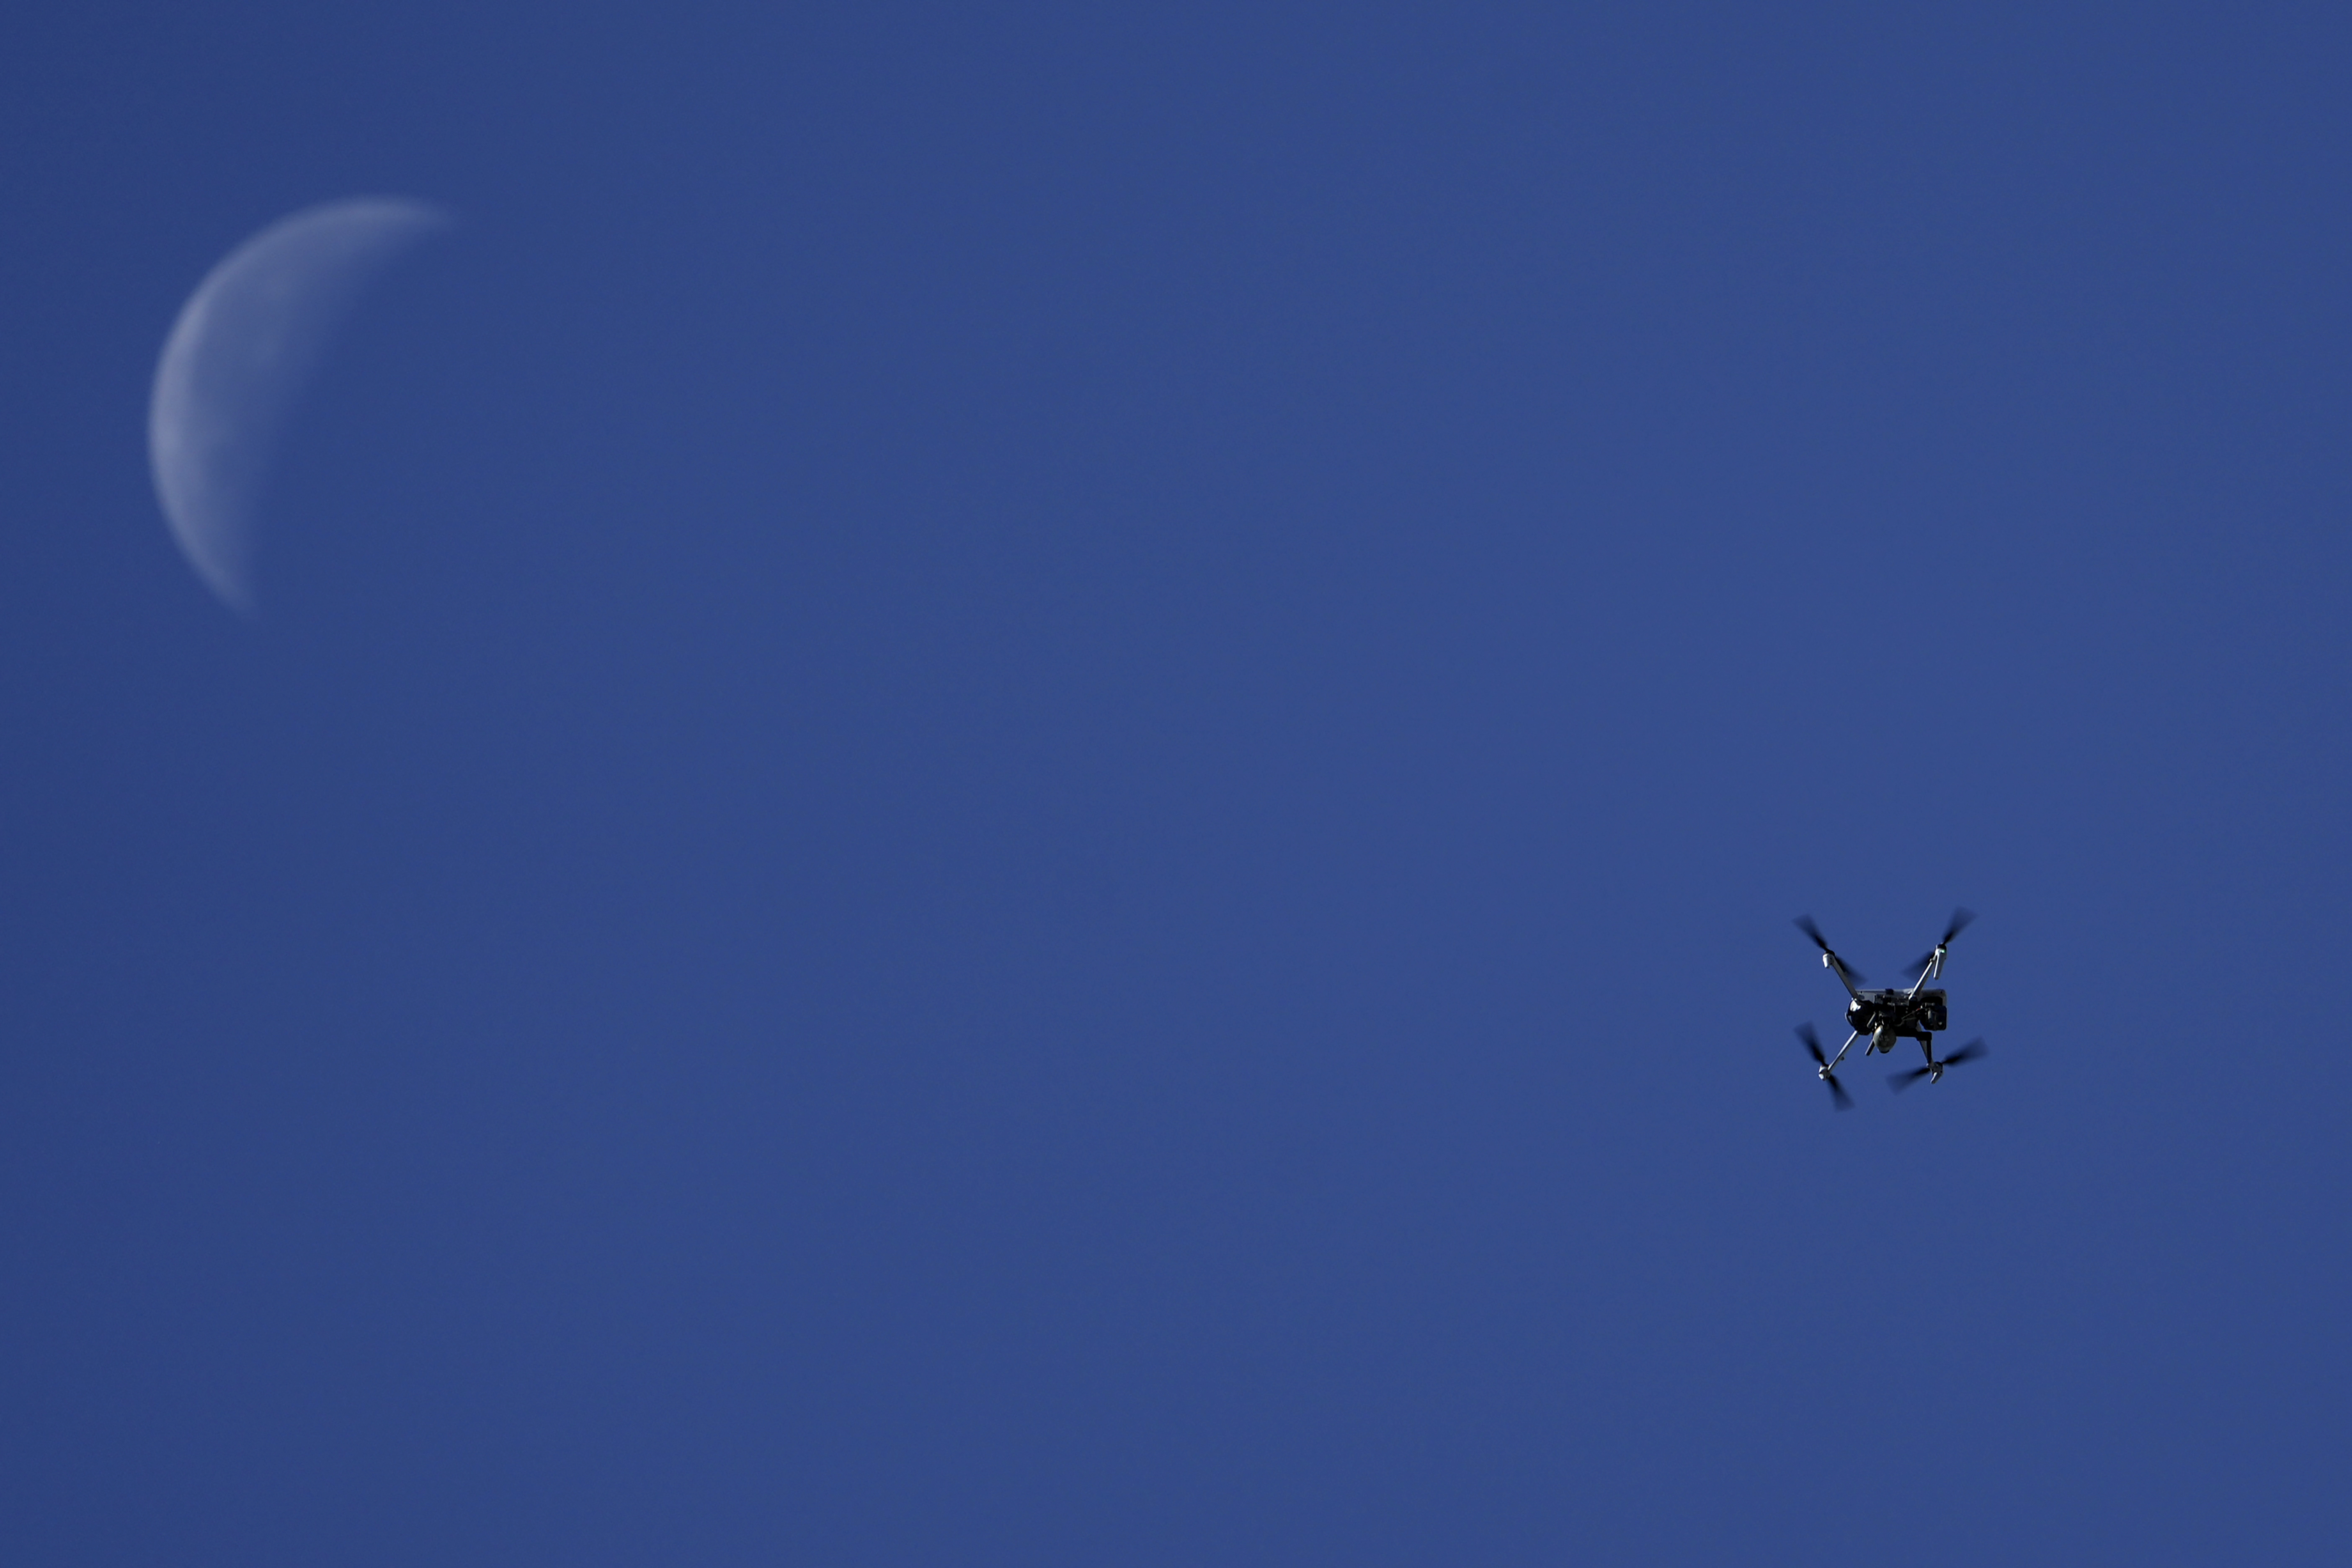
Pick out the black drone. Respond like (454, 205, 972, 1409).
(1792, 910, 1984, 1110)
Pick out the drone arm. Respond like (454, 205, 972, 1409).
(1795, 917, 1865, 998)
(1904, 909, 1973, 998)
(1823, 952, 1862, 1000)
(1906, 951, 1939, 998)
(1824, 1029, 1862, 1074)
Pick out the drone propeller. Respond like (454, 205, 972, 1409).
(1909, 908, 1977, 978)
(1794, 916, 1865, 983)
(1796, 1022, 1854, 1111)
(1888, 1037, 1987, 1094)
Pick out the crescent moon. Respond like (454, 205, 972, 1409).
(148, 197, 450, 613)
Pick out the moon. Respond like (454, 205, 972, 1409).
(149, 197, 450, 613)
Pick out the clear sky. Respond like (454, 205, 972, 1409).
(4, 4, 2348, 1563)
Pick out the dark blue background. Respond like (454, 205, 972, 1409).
(3, 3, 2347, 1561)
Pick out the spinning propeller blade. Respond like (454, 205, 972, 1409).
(1796, 1022, 1854, 1111)
(1887, 1037, 1987, 1093)
(1910, 908, 1977, 976)
(1794, 917, 1864, 982)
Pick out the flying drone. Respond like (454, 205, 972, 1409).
(1792, 910, 1985, 1110)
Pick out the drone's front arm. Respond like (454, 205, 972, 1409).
(1820, 950, 1861, 1000)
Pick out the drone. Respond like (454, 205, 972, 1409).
(1792, 909, 1985, 1110)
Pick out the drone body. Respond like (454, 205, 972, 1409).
(1792, 910, 1984, 1110)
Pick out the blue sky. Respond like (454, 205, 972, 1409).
(3, 3, 2348, 1563)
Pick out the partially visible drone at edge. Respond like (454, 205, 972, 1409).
(1793, 909, 1985, 1110)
